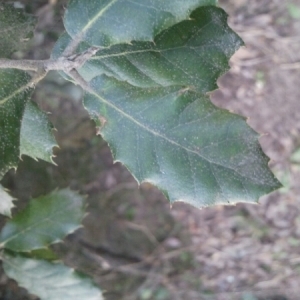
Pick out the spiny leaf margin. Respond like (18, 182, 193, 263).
(20, 101, 57, 164)
(0, 69, 34, 180)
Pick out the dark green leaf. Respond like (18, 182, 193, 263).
(84, 75, 281, 206)
(55, 7, 243, 91)
(0, 69, 34, 180)
(2, 252, 103, 300)
(0, 189, 85, 252)
(0, 4, 36, 58)
(20, 101, 57, 164)
(0, 185, 14, 217)
(64, 0, 217, 47)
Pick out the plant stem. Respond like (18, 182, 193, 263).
(0, 58, 77, 72)
(0, 46, 99, 73)
(0, 59, 44, 72)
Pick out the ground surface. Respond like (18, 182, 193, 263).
(1, 0, 300, 299)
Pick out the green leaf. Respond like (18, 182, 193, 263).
(0, 69, 34, 180)
(0, 3, 36, 58)
(2, 252, 103, 300)
(20, 101, 57, 164)
(84, 75, 281, 206)
(0, 185, 15, 217)
(60, 5, 280, 205)
(77, 5, 280, 206)
(55, 7, 243, 90)
(64, 0, 217, 47)
(0, 189, 85, 252)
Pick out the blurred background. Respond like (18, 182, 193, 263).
(1, 0, 300, 299)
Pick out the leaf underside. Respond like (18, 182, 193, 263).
(0, 189, 85, 252)
(0, 69, 34, 180)
(0, 3, 36, 58)
(20, 101, 57, 164)
(3, 252, 103, 300)
(64, 0, 217, 47)
(0, 185, 14, 217)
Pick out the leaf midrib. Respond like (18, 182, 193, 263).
(89, 44, 222, 60)
(0, 81, 31, 105)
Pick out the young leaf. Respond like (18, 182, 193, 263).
(2, 252, 103, 300)
(64, 0, 217, 47)
(0, 69, 34, 180)
(0, 185, 15, 217)
(84, 75, 281, 207)
(0, 189, 85, 252)
(0, 3, 36, 58)
(55, 7, 243, 89)
(20, 101, 57, 164)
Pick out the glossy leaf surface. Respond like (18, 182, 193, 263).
(84, 76, 280, 206)
(20, 101, 57, 163)
(3, 253, 103, 300)
(64, 0, 217, 47)
(0, 3, 36, 58)
(0, 69, 33, 179)
(0, 189, 85, 252)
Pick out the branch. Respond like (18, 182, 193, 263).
(0, 46, 99, 73)
(0, 59, 44, 72)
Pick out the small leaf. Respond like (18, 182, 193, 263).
(84, 75, 281, 206)
(0, 69, 34, 180)
(2, 252, 103, 300)
(64, 0, 217, 47)
(0, 189, 85, 252)
(0, 3, 36, 58)
(0, 185, 15, 217)
(55, 7, 243, 90)
(20, 101, 57, 164)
